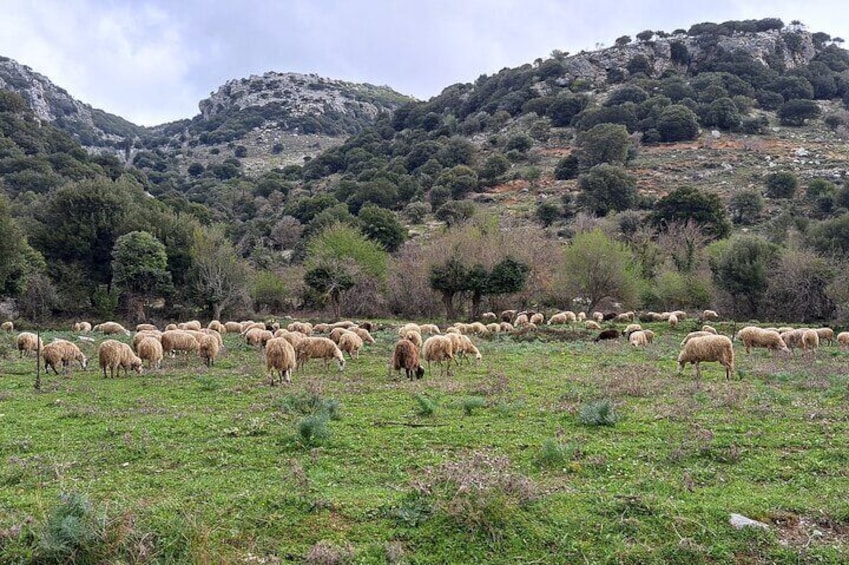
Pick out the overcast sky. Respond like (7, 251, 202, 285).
(1, 0, 847, 126)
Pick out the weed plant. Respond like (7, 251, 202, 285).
(579, 398, 618, 426)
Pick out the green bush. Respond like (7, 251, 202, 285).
(579, 399, 618, 426)
(764, 171, 798, 199)
(35, 492, 106, 563)
(462, 396, 487, 416)
(414, 394, 437, 417)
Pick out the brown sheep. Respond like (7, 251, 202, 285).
(421, 335, 455, 376)
(94, 321, 130, 336)
(677, 335, 734, 381)
(42, 340, 87, 375)
(160, 330, 200, 356)
(295, 337, 345, 371)
(73, 321, 92, 333)
(16, 332, 43, 357)
(244, 328, 273, 348)
(390, 339, 425, 380)
(224, 321, 244, 333)
(265, 337, 297, 385)
(98, 339, 143, 378)
(338, 331, 364, 360)
(198, 334, 220, 367)
(137, 336, 164, 369)
(208, 320, 226, 334)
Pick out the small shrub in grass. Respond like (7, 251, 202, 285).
(534, 439, 575, 469)
(413, 394, 436, 416)
(305, 539, 355, 564)
(195, 376, 221, 391)
(35, 492, 106, 563)
(297, 415, 331, 447)
(579, 399, 617, 426)
(462, 396, 486, 416)
(281, 392, 341, 420)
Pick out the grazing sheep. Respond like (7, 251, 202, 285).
(73, 321, 92, 333)
(499, 322, 514, 332)
(623, 323, 643, 337)
(628, 330, 649, 347)
(681, 331, 714, 347)
(98, 340, 143, 378)
(402, 329, 423, 349)
(455, 334, 482, 361)
(486, 323, 501, 333)
(312, 323, 330, 333)
(421, 335, 455, 376)
(295, 337, 345, 371)
(199, 328, 223, 348)
(94, 321, 130, 336)
(287, 321, 313, 335)
(642, 329, 655, 344)
(469, 322, 489, 335)
(242, 321, 266, 334)
(701, 325, 718, 335)
(390, 339, 425, 380)
(670, 310, 687, 320)
(265, 337, 297, 385)
(500, 309, 517, 322)
(198, 334, 220, 367)
(702, 309, 719, 321)
(419, 324, 440, 335)
(42, 340, 87, 375)
(224, 321, 244, 333)
(327, 320, 356, 330)
(245, 328, 274, 348)
(177, 320, 202, 331)
(16, 332, 42, 357)
(803, 329, 820, 355)
(668, 313, 679, 328)
(677, 335, 734, 381)
(777, 326, 795, 334)
(529, 313, 545, 325)
(585, 321, 601, 330)
(513, 314, 529, 327)
(814, 327, 834, 346)
(338, 331, 364, 360)
(577, 312, 587, 322)
(837, 331, 849, 349)
(734, 326, 790, 354)
(357, 321, 375, 332)
(160, 330, 200, 356)
(208, 320, 226, 334)
(136, 336, 164, 369)
(592, 312, 604, 323)
(614, 311, 635, 323)
(275, 329, 307, 349)
(136, 323, 158, 332)
(132, 330, 162, 352)
(329, 327, 352, 343)
(481, 312, 498, 322)
(350, 327, 375, 344)
(1, 321, 14, 331)
(594, 329, 620, 342)
(399, 323, 422, 336)
(547, 312, 576, 325)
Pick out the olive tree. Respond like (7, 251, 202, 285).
(111, 231, 173, 322)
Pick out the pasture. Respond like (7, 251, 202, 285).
(0, 322, 848, 564)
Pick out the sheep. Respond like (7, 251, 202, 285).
(402, 329, 423, 349)
(734, 326, 790, 354)
(178, 320, 202, 331)
(419, 324, 441, 335)
(592, 312, 604, 323)
(98, 339, 143, 378)
(132, 330, 161, 352)
(702, 309, 719, 321)
(73, 321, 92, 333)
(421, 335, 455, 376)
(500, 309, 517, 322)
(328, 327, 352, 343)
(208, 320, 226, 334)
(245, 328, 274, 348)
(356, 321, 375, 332)
(585, 320, 601, 330)
(94, 321, 130, 336)
(803, 329, 820, 355)
(390, 339, 425, 380)
(576, 312, 587, 322)
(628, 330, 648, 347)
(16, 332, 43, 357)
(198, 334, 221, 367)
(701, 325, 718, 335)
(838, 331, 849, 349)
(337, 331, 364, 360)
(160, 330, 200, 356)
(642, 329, 655, 344)
(327, 320, 356, 330)
(670, 310, 687, 320)
(677, 335, 734, 381)
(529, 313, 544, 325)
(287, 321, 313, 335)
(623, 323, 642, 337)
(1, 321, 14, 331)
(814, 327, 834, 346)
(681, 331, 714, 347)
(469, 322, 489, 335)
(136, 336, 163, 369)
(614, 312, 634, 323)
(486, 323, 501, 333)
(350, 327, 375, 344)
(499, 322, 514, 332)
(164, 323, 178, 331)
(312, 323, 330, 333)
(481, 312, 498, 322)
(41, 339, 87, 375)
(242, 321, 267, 334)
(513, 314, 529, 326)
(295, 337, 345, 371)
(224, 321, 244, 333)
(594, 329, 620, 342)
(668, 313, 679, 328)
(399, 323, 422, 336)
(454, 334, 482, 361)
(136, 323, 158, 332)
(265, 337, 297, 385)
(777, 326, 796, 334)
(547, 311, 576, 325)
(199, 328, 224, 349)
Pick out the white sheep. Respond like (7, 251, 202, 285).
(136, 336, 163, 369)
(295, 337, 345, 371)
(814, 327, 834, 346)
(419, 324, 441, 335)
(275, 329, 307, 350)
(16, 332, 42, 357)
(1, 321, 14, 331)
(244, 328, 273, 348)
(160, 330, 200, 356)
(547, 311, 576, 325)
(702, 309, 719, 321)
(402, 329, 423, 348)
(265, 337, 297, 385)
(529, 313, 544, 325)
(136, 323, 158, 332)
(132, 330, 162, 352)
(701, 325, 718, 335)
(328, 327, 352, 343)
(681, 331, 714, 347)
(224, 321, 244, 333)
(178, 320, 202, 331)
(98, 339, 142, 378)
(208, 320, 226, 334)
(198, 334, 220, 367)
(94, 321, 130, 336)
(42, 339, 87, 374)
(838, 331, 849, 349)
(585, 320, 601, 330)
(481, 312, 498, 322)
(668, 313, 679, 328)
(350, 327, 375, 344)
(486, 323, 501, 333)
(628, 330, 649, 347)
(642, 329, 655, 344)
(399, 323, 422, 336)
(73, 321, 92, 333)
(421, 335, 455, 376)
(287, 321, 313, 335)
(337, 331, 364, 359)
(677, 335, 734, 381)
(623, 323, 642, 337)
(734, 326, 790, 355)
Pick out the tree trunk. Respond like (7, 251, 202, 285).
(212, 303, 223, 321)
(131, 297, 146, 323)
(441, 291, 456, 320)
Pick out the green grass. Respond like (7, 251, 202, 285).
(1, 325, 848, 563)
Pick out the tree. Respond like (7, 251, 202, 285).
(479, 154, 510, 184)
(763, 249, 835, 322)
(429, 257, 469, 320)
(637, 30, 654, 42)
(111, 231, 173, 322)
(703, 97, 741, 130)
(304, 262, 355, 319)
(806, 178, 837, 201)
(615, 35, 632, 46)
(729, 189, 764, 224)
(559, 229, 639, 312)
(656, 104, 700, 141)
(650, 186, 731, 239)
(535, 201, 561, 227)
(358, 205, 406, 252)
(554, 154, 579, 180)
(574, 123, 631, 169)
(778, 99, 822, 125)
(764, 171, 798, 198)
(577, 164, 637, 216)
(548, 93, 588, 127)
(0, 194, 29, 296)
(708, 235, 778, 318)
(436, 200, 476, 226)
(806, 213, 849, 256)
(189, 225, 251, 320)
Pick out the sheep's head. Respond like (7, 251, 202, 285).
(79, 355, 88, 370)
(415, 366, 425, 379)
(335, 356, 346, 371)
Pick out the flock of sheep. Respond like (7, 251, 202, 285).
(3, 307, 846, 385)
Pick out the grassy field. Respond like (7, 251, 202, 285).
(1, 322, 848, 564)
